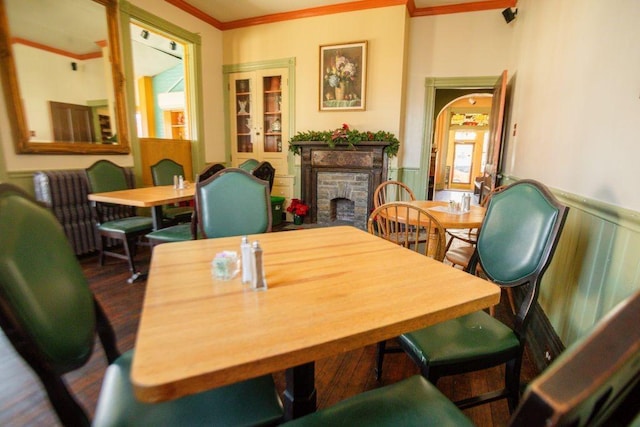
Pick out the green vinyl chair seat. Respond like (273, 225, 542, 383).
(93, 351, 283, 427)
(98, 216, 154, 234)
(163, 205, 193, 222)
(0, 184, 284, 426)
(146, 222, 202, 243)
(284, 375, 474, 427)
(239, 158, 260, 172)
(399, 311, 520, 368)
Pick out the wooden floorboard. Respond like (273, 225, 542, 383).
(0, 242, 538, 426)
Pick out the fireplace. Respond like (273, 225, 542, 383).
(296, 141, 390, 230)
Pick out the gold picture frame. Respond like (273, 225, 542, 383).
(319, 41, 367, 111)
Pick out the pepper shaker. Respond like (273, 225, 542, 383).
(251, 241, 267, 290)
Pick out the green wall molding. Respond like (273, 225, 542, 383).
(119, 1, 205, 180)
(503, 175, 640, 233)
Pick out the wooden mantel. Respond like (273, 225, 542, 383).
(293, 141, 391, 224)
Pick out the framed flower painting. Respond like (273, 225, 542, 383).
(319, 41, 367, 111)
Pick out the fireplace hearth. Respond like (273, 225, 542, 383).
(295, 141, 391, 230)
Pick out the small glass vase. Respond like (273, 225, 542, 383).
(293, 214, 304, 225)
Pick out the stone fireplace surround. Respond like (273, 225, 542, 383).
(295, 141, 390, 230)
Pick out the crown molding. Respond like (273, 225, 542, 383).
(165, 0, 517, 30)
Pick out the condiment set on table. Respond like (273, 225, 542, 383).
(448, 192, 472, 213)
(211, 236, 267, 290)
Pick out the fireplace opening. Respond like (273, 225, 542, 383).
(330, 198, 355, 224)
(317, 172, 369, 229)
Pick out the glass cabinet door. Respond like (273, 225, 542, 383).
(233, 77, 253, 154)
(229, 68, 288, 174)
(262, 74, 283, 154)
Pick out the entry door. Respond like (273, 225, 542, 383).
(480, 70, 508, 202)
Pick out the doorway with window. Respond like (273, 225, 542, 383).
(120, 4, 204, 187)
(431, 93, 491, 201)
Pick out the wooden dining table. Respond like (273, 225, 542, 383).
(401, 200, 486, 230)
(87, 184, 195, 230)
(131, 226, 500, 420)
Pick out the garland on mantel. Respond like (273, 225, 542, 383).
(288, 123, 400, 158)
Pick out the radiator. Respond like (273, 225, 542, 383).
(33, 168, 135, 256)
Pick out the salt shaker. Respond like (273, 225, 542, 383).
(250, 241, 267, 290)
(173, 175, 179, 189)
(240, 236, 252, 284)
(178, 175, 184, 189)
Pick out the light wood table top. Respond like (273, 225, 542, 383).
(87, 185, 194, 230)
(132, 225, 500, 415)
(404, 200, 486, 229)
(87, 184, 194, 208)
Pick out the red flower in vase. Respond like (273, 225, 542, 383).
(286, 199, 309, 216)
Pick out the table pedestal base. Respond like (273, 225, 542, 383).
(284, 362, 317, 421)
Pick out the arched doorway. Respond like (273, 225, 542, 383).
(432, 94, 492, 200)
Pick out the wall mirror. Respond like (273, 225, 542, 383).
(0, 0, 130, 154)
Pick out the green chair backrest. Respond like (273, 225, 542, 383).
(0, 184, 95, 373)
(509, 290, 640, 426)
(196, 168, 272, 238)
(151, 159, 185, 186)
(475, 179, 568, 286)
(85, 159, 130, 193)
(238, 158, 260, 172)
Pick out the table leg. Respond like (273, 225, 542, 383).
(283, 362, 317, 421)
(151, 206, 164, 230)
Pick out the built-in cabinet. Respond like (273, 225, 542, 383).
(228, 66, 294, 213)
(229, 68, 288, 174)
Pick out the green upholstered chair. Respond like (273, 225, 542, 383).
(196, 167, 272, 238)
(146, 163, 226, 246)
(283, 290, 640, 427)
(395, 179, 569, 411)
(0, 183, 284, 427)
(85, 160, 153, 283)
(150, 158, 193, 225)
(239, 158, 260, 172)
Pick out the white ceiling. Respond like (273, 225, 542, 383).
(181, 0, 491, 23)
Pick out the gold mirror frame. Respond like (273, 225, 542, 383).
(0, 0, 129, 154)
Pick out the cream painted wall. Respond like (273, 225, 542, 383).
(504, 0, 640, 211)
(403, 10, 514, 168)
(222, 6, 407, 145)
(13, 45, 106, 142)
(0, 0, 225, 172)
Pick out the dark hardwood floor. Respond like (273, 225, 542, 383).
(0, 242, 538, 426)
